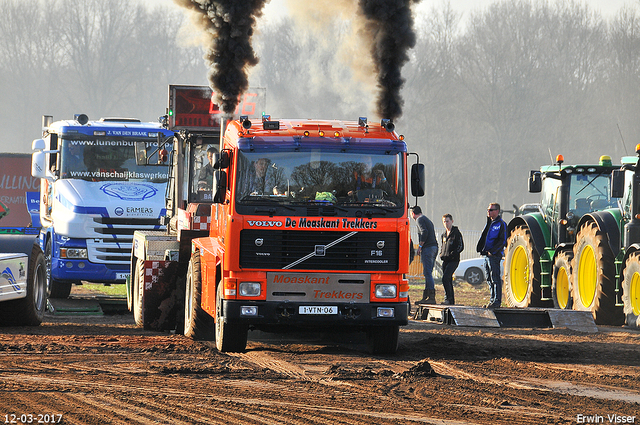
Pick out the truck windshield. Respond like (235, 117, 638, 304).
(235, 150, 404, 208)
(569, 172, 614, 214)
(59, 138, 170, 183)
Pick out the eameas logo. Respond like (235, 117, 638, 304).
(247, 220, 282, 227)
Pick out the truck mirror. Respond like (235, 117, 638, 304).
(31, 151, 47, 178)
(135, 141, 148, 165)
(410, 163, 425, 197)
(611, 169, 625, 198)
(213, 170, 227, 204)
(32, 138, 46, 151)
(529, 171, 542, 193)
(215, 150, 231, 169)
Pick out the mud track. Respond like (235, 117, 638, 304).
(1, 313, 639, 424)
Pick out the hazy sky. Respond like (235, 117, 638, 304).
(146, 0, 637, 22)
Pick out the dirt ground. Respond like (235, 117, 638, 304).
(1, 298, 639, 425)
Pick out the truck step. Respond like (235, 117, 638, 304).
(413, 305, 597, 332)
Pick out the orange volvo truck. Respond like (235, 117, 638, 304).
(130, 85, 424, 353)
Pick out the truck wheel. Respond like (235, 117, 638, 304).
(621, 251, 640, 328)
(367, 325, 399, 354)
(504, 225, 544, 308)
(184, 252, 214, 340)
(572, 221, 623, 325)
(552, 251, 573, 309)
(45, 239, 72, 299)
(0, 245, 47, 326)
(215, 283, 247, 352)
(132, 258, 145, 327)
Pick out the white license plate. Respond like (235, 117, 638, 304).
(117, 273, 130, 280)
(299, 306, 338, 315)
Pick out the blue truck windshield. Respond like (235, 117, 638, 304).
(60, 138, 170, 183)
(235, 150, 405, 208)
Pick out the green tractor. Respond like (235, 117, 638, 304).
(503, 155, 619, 313)
(571, 146, 640, 327)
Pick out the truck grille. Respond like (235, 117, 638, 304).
(240, 230, 399, 271)
(87, 217, 163, 264)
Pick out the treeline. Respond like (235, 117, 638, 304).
(2, 0, 640, 229)
(0, 0, 205, 151)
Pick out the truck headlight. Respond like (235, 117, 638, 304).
(375, 284, 397, 298)
(239, 282, 261, 297)
(60, 248, 88, 259)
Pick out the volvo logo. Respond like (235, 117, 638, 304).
(377, 240, 385, 249)
(255, 238, 264, 247)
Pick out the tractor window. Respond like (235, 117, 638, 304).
(569, 173, 613, 216)
(540, 176, 561, 224)
(621, 169, 634, 220)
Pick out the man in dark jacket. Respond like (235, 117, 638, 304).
(476, 203, 507, 308)
(411, 206, 438, 304)
(439, 214, 464, 305)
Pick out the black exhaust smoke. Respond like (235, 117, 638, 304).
(174, 0, 267, 114)
(357, 0, 419, 121)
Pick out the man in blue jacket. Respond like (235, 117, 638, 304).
(476, 203, 507, 308)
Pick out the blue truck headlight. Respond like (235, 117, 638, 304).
(60, 248, 88, 259)
(375, 284, 397, 298)
(239, 282, 261, 297)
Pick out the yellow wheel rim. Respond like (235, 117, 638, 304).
(631, 271, 640, 317)
(556, 266, 569, 309)
(577, 245, 597, 308)
(510, 245, 529, 303)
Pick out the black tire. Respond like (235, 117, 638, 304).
(132, 258, 145, 327)
(184, 252, 214, 340)
(504, 225, 546, 308)
(215, 283, 248, 352)
(0, 245, 47, 326)
(571, 221, 623, 325)
(45, 238, 72, 299)
(552, 251, 573, 309)
(621, 251, 640, 328)
(464, 267, 484, 285)
(367, 325, 399, 354)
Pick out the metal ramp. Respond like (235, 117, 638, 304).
(413, 304, 598, 332)
(46, 296, 128, 316)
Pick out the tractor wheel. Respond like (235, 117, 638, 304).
(552, 251, 573, 309)
(45, 238, 72, 299)
(571, 221, 623, 325)
(621, 251, 640, 328)
(184, 252, 214, 340)
(0, 245, 47, 326)
(504, 225, 544, 308)
(215, 283, 248, 352)
(132, 258, 145, 327)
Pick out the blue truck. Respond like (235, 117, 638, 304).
(31, 115, 174, 298)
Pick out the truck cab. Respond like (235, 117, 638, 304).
(32, 115, 174, 298)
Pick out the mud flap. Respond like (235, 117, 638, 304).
(142, 260, 184, 331)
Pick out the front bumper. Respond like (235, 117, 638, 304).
(223, 300, 409, 328)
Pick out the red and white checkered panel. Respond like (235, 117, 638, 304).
(192, 215, 211, 231)
(144, 261, 166, 290)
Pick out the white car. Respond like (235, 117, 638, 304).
(454, 257, 504, 285)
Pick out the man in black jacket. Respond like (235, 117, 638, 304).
(439, 214, 464, 305)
